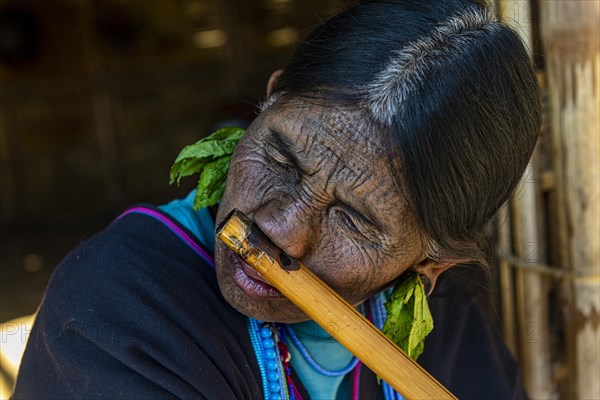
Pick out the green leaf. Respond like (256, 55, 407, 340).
(194, 156, 231, 210)
(382, 273, 434, 361)
(169, 126, 244, 209)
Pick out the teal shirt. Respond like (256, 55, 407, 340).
(160, 191, 354, 399)
(159, 190, 216, 253)
(287, 322, 354, 399)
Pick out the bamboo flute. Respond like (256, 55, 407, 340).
(216, 209, 457, 400)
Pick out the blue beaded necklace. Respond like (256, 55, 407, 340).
(246, 294, 406, 400)
(247, 318, 291, 399)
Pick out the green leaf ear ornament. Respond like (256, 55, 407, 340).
(169, 127, 244, 210)
(382, 272, 434, 360)
(170, 127, 434, 359)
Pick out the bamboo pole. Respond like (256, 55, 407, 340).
(497, 204, 517, 357)
(540, 2, 600, 399)
(217, 210, 456, 400)
(497, 1, 555, 397)
(510, 150, 554, 399)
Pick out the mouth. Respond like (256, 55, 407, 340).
(228, 249, 283, 298)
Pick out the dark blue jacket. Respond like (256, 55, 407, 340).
(13, 206, 527, 399)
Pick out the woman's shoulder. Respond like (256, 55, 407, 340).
(13, 204, 262, 399)
(43, 204, 221, 320)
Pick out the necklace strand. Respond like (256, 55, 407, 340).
(248, 318, 290, 400)
(284, 325, 360, 377)
(275, 324, 303, 400)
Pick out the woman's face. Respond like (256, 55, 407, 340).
(215, 98, 425, 323)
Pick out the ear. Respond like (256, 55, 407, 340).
(266, 69, 284, 98)
(412, 259, 455, 296)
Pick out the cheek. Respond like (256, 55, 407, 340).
(312, 230, 386, 294)
(314, 226, 418, 303)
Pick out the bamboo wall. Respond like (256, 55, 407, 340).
(494, 1, 599, 399)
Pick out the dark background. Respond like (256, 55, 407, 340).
(0, 0, 356, 323)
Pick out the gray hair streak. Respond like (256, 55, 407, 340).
(361, 7, 499, 126)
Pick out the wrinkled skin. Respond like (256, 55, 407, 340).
(214, 98, 426, 323)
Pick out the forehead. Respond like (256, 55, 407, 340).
(266, 99, 388, 167)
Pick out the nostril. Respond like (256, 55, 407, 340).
(280, 253, 291, 267)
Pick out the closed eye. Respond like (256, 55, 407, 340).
(270, 148, 295, 168)
(265, 145, 301, 184)
(331, 205, 382, 246)
(340, 211, 361, 234)
(263, 129, 303, 182)
(333, 207, 363, 236)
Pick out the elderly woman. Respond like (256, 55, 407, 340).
(13, 0, 539, 399)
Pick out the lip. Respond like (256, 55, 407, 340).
(228, 249, 283, 298)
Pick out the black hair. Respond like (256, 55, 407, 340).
(268, 0, 541, 268)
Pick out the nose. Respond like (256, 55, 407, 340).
(252, 196, 318, 260)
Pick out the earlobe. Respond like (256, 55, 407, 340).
(266, 69, 284, 98)
(413, 259, 455, 296)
